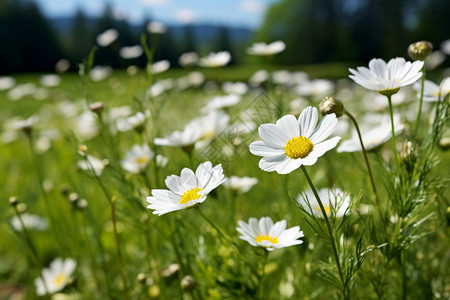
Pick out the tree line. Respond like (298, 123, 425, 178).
(255, 0, 450, 64)
(0, 0, 449, 73)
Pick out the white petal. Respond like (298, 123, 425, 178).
(180, 168, 197, 188)
(309, 114, 337, 143)
(259, 217, 273, 234)
(299, 106, 318, 137)
(309, 136, 341, 158)
(258, 123, 290, 148)
(276, 157, 303, 174)
(249, 141, 286, 158)
(276, 115, 300, 138)
(298, 156, 318, 166)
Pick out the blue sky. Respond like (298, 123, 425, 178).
(31, 0, 280, 29)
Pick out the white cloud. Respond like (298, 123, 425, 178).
(175, 9, 196, 24)
(240, 0, 266, 13)
(140, 0, 170, 7)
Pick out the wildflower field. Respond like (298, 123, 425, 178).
(0, 40, 449, 300)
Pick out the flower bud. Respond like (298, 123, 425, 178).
(9, 196, 19, 207)
(69, 192, 79, 204)
(447, 206, 450, 226)
(401, 140, 416, 172)
(77, 199, 88, 210)
(408, 41, 433, 61)
(89, 101, 104, 114)
(319, 96, 345, 117)
(180, 275, 196, 291)
(137, 273, 147, 284)
(161, 263, 180, 278)
(17, 203, 27, 213)
(439, 137, 450, 150)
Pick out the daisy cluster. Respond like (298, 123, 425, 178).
(2, 34, 449, 299)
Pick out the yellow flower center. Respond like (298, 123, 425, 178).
(255, 234, 279, 244)
(378, 87, 400, 96)
(315, 205, 331, 214)
(179, 187, 203, 205)
(53, 273, 66, 285)
(136, 157, 148, 164)
(285, 136, 313, 159)
(202, 130, 215, 140)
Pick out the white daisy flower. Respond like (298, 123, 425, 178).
(247, 41, 286, 56)
(119, 45, 143, 59)
(154, 122, 205, 149)
(178, 52, 199, 67)
(249, 106, 341, 174)
(156, 154, 169, 168)
(11, 214, 48, 231)
(96, 29, 118, 47)
(0, 76, 15, 91)
(297, 188, 350, 218)
(249, 69, 269, 87)
(223, 176, 258, 194)
(236, 217, 304, 251)
(35, 258, 76, 296)
(362, 90, 406, 111)
(121, 144, 154, 174)
(90, 65, 113, 82)
(40, 74, 61, 87)
(194, 110, 230, 148)
(201, 94, 241, 112)
(414, 77, 450, 102)
(295, 79, 334, 98)
(11, 115, 38, 132)
(349, 57, 424, 96)
(146, 161, 226, 215)
(147, 21, 167, 34)
(8, 83, 36, 101)
(425, 51, 446, 71)
(199, 51, 231, 68)
(116, 111, 146, 132)
(77, 155, 107, 176)
(149, 60, 170, 74)
(337, 115, 405, 152)
(222, 81, 248, 95)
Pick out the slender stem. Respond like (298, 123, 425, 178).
(196, 207, 232, 246)
(300, 165, 346, 295)
(85, 156, 128, 298)
(345, 110, 384, 223)
(258, 250, 268, 300)
(386, 95, 400, 171)
(414, 66, 426, 135)
(401, 251, 407, 300)
(26, 133, 57, 233)
(12, 207, 50, 295)
(111, 196, 129, 299)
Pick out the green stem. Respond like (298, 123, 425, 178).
(84, 155, 128, 298)
(345, 110, 384, 223)
(386, 95, 400, 171)
(12, 207, 50, 296)
(111, 196, 129, 299)
(258, 250, 268, 300)
(414, 66, 426, 135)
(401, 251, 407, 300)
(196, 207, 232, 246)
(26, 133, 57, 235)
(300, 165, 346, 295)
